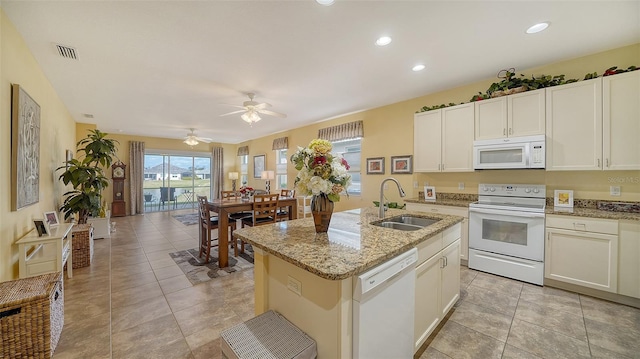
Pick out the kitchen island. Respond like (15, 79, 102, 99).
(233, 207, 463, 358)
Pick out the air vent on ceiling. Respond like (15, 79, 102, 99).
(54, 44, 78, 60)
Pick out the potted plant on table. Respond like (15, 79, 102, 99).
(291, 139, 351, 233)
(57, 129, 119, 224)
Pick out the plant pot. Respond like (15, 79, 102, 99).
(311, 194, 334, 233)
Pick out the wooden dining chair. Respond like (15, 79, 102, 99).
(276, 189, 295, 222)
(197, 195, 236, 263)
(221, 190, 253, 222)
(237, 194, 279, 255)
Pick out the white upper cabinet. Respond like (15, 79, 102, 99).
(603, 70, 640, 170)
(474, 88, 545, 140)
(546, 78, 603, 171)
(414, 103, 474, 172)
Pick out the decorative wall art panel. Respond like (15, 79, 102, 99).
(11, 84, 40, 210)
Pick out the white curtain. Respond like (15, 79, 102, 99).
(129, 141, 145, 215)
(212, 147, 224, 199)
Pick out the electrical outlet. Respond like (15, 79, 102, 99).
(458, 182, 464, 190)
(383, 183, 388, 190)
(287, 276, 302, 296)
(413, 181, 418, 188)
(610, 186, 621, 196)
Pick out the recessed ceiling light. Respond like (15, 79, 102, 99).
(316, 0, 334, 6)
(526, 22, 549, 34)
(376, 36, 392, 46)
(412, 64, 426, 72)
(83, 113, 94, 118)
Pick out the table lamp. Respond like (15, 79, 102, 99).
(261, 170, 275, 193)
(229, 172, 239, 191)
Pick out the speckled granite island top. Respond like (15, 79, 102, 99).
(233, 207, 463, 280)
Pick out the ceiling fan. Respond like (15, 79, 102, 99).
(183, 128, 212, 146)
(220, 93, 287, 125)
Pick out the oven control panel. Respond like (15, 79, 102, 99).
(478, 184, 546, 198)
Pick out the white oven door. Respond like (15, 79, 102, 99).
(469, 207, 545, 261)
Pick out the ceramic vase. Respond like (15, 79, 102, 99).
(311, 193, 334, 233)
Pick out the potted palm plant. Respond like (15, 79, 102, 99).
(58, 129, 119, 224)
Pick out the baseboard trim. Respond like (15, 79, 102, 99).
(544, 278, 640, 309)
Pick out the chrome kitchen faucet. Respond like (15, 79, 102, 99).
(379, 177, 406, 218)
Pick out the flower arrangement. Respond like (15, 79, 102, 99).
(291, 139, 352, 202)
(239, 185, 254, 195)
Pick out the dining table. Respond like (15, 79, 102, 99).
(209, 196, 298, 268)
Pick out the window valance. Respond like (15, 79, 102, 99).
(237, 146, 249, 156)
(318, 120, 364, 142)
(272, 137, 289, 150)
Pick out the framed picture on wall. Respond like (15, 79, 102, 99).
(366, 157, 385, 174)
(390, 155, 413, 174)
(12, 84, 41, 210)
(253, 154, 265, 178)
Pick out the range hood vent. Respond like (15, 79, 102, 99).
(54, 44, 78, 60)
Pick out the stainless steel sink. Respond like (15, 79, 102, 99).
(371, 215, 440, 231)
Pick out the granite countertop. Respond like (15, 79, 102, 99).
(405, 192, 640, 221)
(233, 207, 463, 281)
(545, 207, 640, 221)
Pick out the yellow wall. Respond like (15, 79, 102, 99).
(1, 10, 77, 281)
(239, 43, 640, 210)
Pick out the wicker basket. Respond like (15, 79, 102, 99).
(0, 272, 64, 358)
(490, 86, 528, 98)
(71, 224, 94, 269)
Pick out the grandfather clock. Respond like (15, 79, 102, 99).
(111, 162, 126, 217)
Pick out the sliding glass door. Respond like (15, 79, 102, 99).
(142, 152, 212, 212)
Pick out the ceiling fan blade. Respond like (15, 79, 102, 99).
(254, 102, 271, 110)
(258, 109, 287, 118)
(220, 104, 248, 109)
(219, 110, 247, 117)
(196, 137, 213, 143)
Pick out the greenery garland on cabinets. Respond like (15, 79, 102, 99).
(416, 65, 639, 113)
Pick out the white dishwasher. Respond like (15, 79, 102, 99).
(353, 248, 417, 359)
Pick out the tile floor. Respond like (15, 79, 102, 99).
(53, 210, 640, 358)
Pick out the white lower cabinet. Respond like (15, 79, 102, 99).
(545, 215, 618, 293)
(618, 220, 640, 298)
(406, 203, 469, 261)
(414, 224, 461, 352)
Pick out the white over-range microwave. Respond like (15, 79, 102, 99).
(473, 135, 545, 170)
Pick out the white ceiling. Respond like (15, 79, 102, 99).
(2, 1, 639, 144)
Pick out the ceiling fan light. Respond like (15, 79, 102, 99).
(316, 0, 334, 6)
(241, 111, 262, 124)
(184, 137, 199, 146)
(526, 22, 549, 34)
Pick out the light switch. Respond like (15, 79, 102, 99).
(413, 181, 418, 188)
(610, 186, 621, 196)
(458, 182, 464, 190)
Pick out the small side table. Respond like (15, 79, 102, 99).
(16, 223, 74, 279)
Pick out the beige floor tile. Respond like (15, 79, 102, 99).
(159, 274, 192, 294)
(506, 319, 591, 359)
(63, 292, 110, 325)
(111, 314, 192, 359)
(584, 317, 640, 358)
(418, 346, 452, 359)
(430, 320, 505, 359)
(463, 283, 519, 317)
(154, 264, 184, 280)
(519, 283, 583, 316)
(580, 295, 640, 330)
(54, 312, 111, 358)
(469, 271, 523, 297)
(191, 337, 223, 359)
(111, 270, 157, 293)
(150, 257, 178, 269)
(501, 344, 542, 359)
(111, 281, 164, 308)
(112, 295, 172, 332)
(450, 300, 513, 342)
(515, 298, 587, 341)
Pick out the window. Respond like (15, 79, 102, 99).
(332, 139, 361, 195)
(275, 149, 288, 190)
(240, 154, 248, 186)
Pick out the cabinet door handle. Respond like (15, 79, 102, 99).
(509, 128, 513, 135)
(597, 158, 601, 167)
(442, 164, 445, 170)
(606, 158, 609, 168)
(503, 128, 506, 136)
(444, 256, 448, 267)
(440, 257, 445, 268)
